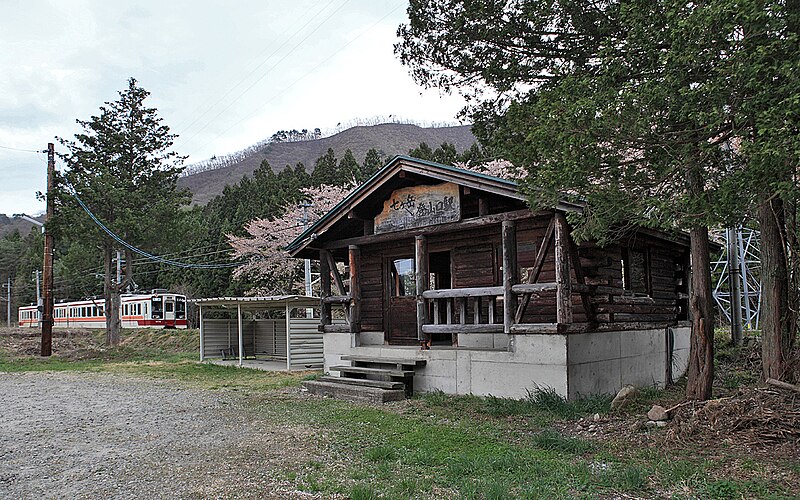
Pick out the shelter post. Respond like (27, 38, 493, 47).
(554, 212, 573, 324)
(237, 302, 243, 367)
(285, 302, 291, 370)
(199, 305, 204, 361)
(319, 250, 332, 327)
(502, 220, 517, 333)
(415, 235, 429, 342)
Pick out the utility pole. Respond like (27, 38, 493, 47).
(41, 142, 55, 357)
(300, 202, 313, 297)
(35, 270, 42, 325)
(5, 276, 10, 327)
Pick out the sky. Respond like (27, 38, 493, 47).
(0, 0, 467, 216)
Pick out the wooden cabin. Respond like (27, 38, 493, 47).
(288, 156, 692, 400)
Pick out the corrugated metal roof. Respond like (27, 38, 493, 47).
(189, 295, 319, 309)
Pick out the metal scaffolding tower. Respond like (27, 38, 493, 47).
(712, 227, 762, 332)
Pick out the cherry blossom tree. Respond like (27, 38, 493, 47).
(228, 184, 350, 295)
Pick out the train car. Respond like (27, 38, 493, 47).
(18, 292, 188, 329)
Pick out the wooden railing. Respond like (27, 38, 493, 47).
(421, 286, 504, 334)
(420, 282, 585, 336)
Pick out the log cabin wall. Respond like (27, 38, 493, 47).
(352, 212, 689, 343)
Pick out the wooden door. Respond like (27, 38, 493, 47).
(386, 256, 418, 345)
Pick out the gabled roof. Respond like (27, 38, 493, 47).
(285, 155, 546, 255)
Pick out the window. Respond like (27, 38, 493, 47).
(622, 248, 650, 296)
(390, 258, 416, 297)
(165, 301, 174, 313)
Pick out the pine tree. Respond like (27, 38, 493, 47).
(56, 78, 189, 345)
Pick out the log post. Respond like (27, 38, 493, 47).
(319, 250, 332, 327)
(348, 245, 361, 333)
(415, 235, 429, 342)
(502, 220, 518, 333)
(554, 213, 573, 324)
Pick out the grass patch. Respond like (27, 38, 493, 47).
(419, 387, 612, 423)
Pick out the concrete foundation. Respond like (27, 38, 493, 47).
(323, 325, 691, 399)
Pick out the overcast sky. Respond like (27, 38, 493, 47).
(0, 0, 466, 216)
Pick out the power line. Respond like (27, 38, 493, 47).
(176, 0, 353, 154)
(0, 144, 45, 154)
(66, 185, 242, 269)
(194, 1, 405, 152)
(172, 0, 339, 137)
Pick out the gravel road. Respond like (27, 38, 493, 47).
(0, 371, 324, 499)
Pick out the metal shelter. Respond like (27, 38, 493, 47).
(191, 295, 323, 370)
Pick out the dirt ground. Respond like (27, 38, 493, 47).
(0, 371, 325, 499)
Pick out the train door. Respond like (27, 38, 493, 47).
(164, 296, 176, 322)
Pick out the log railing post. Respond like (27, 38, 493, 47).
(348, 245, 361, 333)
(502, 220, 518, 333)
(554, 212, 573, 324)
(415, 235, 429, 342)
(319, 250, 332, 327)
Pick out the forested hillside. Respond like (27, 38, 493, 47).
(179, 123, 475, 205)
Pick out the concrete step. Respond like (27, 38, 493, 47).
(302, 380, 406, 404)
(318, 375, 405, 390)
(329, 365, 414, 378)
(340, 355, 427, 368)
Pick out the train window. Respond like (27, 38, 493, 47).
(165, 301, 174, 313)
(176, 298, 185, 319)
(137, 303, 141, 315)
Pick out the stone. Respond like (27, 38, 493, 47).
(647, 405, 669, 421)
(645, 420, 658, 428)
(593, 413, 601, 422)
(610, 385, 638, 410)
(655, 421, 668, 427)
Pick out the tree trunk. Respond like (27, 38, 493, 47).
(758, 196, 789, 380)
(686, 225, 715, 400)
(104, 245, 121, 346)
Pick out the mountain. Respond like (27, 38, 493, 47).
(0, 214, 44, 238)
(178, 123, 476, 205)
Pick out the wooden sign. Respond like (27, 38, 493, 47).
(374, 182, 460, 234)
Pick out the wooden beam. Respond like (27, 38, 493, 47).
(554, 212, 573, 324)
(319, 249, 332, 326)
(317, 208, 544, 250)
(515, 217, 555, 323)
(348, 245, 361, 333)
(502, 220, 517, 334)
(511, 283, 557, 294)
(422, 286, 504, 299)
(322, 294, 350, 304)
(321, 324, 351, 333)
(422, 324, 504, 334)
(326, 252, 346, 296)
(509, 323, 560, 334)
(509, 323, 591, 334)
(415, 235, 429, 342)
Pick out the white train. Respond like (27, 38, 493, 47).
(18, 292, 188, 329)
